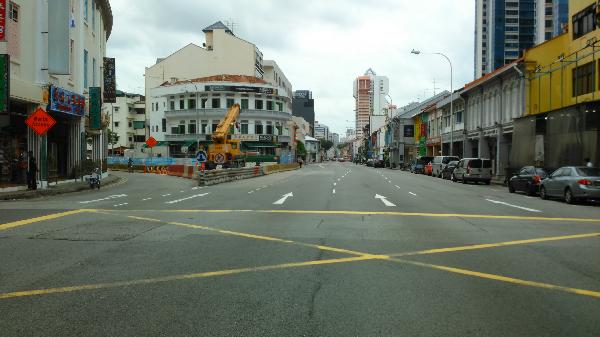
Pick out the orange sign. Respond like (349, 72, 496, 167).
(25, 107, 56, 136)
(145, 136, 158, 148)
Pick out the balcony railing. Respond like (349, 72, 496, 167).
(164, 108, 291, 120)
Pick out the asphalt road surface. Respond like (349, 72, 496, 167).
(1, 162, 599, 336)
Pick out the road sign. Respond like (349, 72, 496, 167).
(25, 107, 56, 136)
(145, 136, 158, 148)
(196, 150, 207, 163)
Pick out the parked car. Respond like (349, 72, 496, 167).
(373, 159, 385, 168)
(432, 156, 460, 178)
(508, 166, 549, 195)
(410, 159, 424, 174)
(412, 156, 434, 174)
(441, 160, 459, 180)
(424, 162, 433, 175)
(539, 166, 600, 204)
(452, 158, 492, 184)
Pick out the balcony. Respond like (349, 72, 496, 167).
(164, 108, 292, 120)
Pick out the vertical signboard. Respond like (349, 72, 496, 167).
(0, 54, 9, 115)
(0, 0, 6, 41)
(103, 57, 116, 103)
(48, 0, 70, 74)
(89, 87, 102, 129)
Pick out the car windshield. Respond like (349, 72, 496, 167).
(5, 2, 600, 337)
(576, 168, 600, 176)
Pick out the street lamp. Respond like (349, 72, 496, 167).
(411, 49, 454, 156)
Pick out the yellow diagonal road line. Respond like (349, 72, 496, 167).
(0, 209, 89, 231)
(390, 257, 600, 299)
(0, 255, 388, 300)
(133, 209, 600, 223)
(390, 232, 600, 257)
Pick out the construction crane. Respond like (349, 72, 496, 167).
(206, 104, 247, 169)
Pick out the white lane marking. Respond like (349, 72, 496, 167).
(333, 189, 336, 194)
(485, 199, 541, 213)
(113, 203, 128, 207)
(319, 164, 324, 168)
(180, 190, 185, 193)
(79, 194, 127, 204)
(334, 182, 337, 186)
(161, 194, 171, 197)
(338, 178, 341, 182)
(409, 192, 417, 196)
(375, 194, 396, 207)
(142, 198, 152, 201)
(192, 187, 200, 190)
(273, 192, 294, 205)
(395, 185, 401, 189)
(248, 191, 254, 194)
(165, 193, 210, 205)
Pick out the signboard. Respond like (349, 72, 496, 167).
(26, 108, 56, 136)
(259, 135, 276, 142)
(196, 150, 207, 163)
(49, 86, 85, 116)
(403, 125, 414, 138)
(145, 136, 158, 148)
(231, 134, 259, 141)
(0, 0, 6, 41)
(89, 87, 102, 129)
(0, 54, 8, 114)
(293, 90, 311, 99)
(103, 57, 116, 103)
(205, 85, 278, 95)
(48, 0, 70, 74)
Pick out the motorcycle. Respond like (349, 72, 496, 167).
(89, 168, 101, 190)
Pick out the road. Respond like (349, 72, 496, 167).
(1, 162, 599, 336)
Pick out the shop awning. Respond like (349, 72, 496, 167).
(243, 142, 278, 148)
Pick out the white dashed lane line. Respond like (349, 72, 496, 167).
(486, 199, 541, 213)
(113, 203, 128, 207)
(409, 192, 417, 196)
(165, 193, 210, 205)
(161, 194, 171, 197)
(142, 198, 152, 201)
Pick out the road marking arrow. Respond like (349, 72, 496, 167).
(375, 194, 396, 207)
(273, 192, 294, 205)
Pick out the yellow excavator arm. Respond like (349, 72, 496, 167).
(211, 104, 240, 143)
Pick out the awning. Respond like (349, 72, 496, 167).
(243, 142, 278, 148)
(181, 140, 196, 147)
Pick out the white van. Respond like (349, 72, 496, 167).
(452, 158, 493, 184)
(432, 156, 459, 178)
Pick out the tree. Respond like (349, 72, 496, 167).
(296, 141, 307, 155)
(320, 139, 334, 152)
(107, 129, 120, 146)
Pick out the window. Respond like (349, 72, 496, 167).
(201, 98, 208, 109)
(266, 121, 273, 135)
(179, 99, 185, 110)
(241, 120, 248, 134)
(212, 98, 221, 108)
(277, 102, 283, 112)
(255, 100, 264, 110)
(169, 100, 175, 111)
(188, 98, 196, 109)
(127, 121, 133, 128)
(188, 121, 196, 134)
(201, 120, 208, 134)
(227, 98, 235, 108)
(128, 136, 133, 142)
(179, 121, 186, 135)
(162, 118, 167, 132)
(133, 121, 145, 130)
(92, 58, 97, 86)
(92, 0, 96, 29)
(241, 99, 249, 109)
(171, 126, 179, 134)
(212, 121, 220, 133)
(456, 110, 463, 124)
(275, 123, 282, 135)
(114, 122, 119, 128)
(9, 2, 18, 22)
(266, 101, 274, 110)
(573, 5, 596, 39)
(255, 121, 263, 134)
(83, 50, 88, 89)
(572, 61, 595, 97)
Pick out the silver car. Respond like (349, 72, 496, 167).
(539, 166, 600, 204)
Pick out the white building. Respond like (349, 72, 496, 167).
(144, 22, 293, 158)
(102, 90, 146, 155)
(314, 121, 329, 140)
(1, 0, 112, 187)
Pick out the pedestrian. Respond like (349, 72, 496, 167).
(27, 154, 38, 190)
(297, 156, 304, 168)
(584, 158, 593, 168)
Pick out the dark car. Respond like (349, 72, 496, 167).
(366, 159, 374, 167)
(508, 166, 549, 195)
(373, 159, 385, 168)
(441, 160, 459, 180)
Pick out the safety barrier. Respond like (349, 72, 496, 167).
(198, 166, 264, 186)
(262, 163, 300, 175)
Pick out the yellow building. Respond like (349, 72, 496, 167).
(518, 0, 600, 168)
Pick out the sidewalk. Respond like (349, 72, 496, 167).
(0, 174, 123, 201)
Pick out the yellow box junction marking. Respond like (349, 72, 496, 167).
(0, 209, 89, 231)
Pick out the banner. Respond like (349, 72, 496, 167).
(0, 0, 6, 41)
(89, 87, 102, 129)
(49, 86, 85, 117)
(103, 58, 116, 103)
(0, 54, 8, 115)
(48, 0, 70, 74)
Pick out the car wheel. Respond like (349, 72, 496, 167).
(462, 176, 467, 184)
(564, 188, 576, 204)
(508, 182, 515, 193)
(526, 183, 535, 196)
(540, 186, 548, 200)
(485, 180, 491, 185)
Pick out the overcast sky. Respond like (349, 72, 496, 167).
(107, 0, 475, 136)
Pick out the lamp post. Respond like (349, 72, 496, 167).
(411, 49, 454, 156)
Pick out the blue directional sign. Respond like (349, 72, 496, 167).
(196, 151, 207, 163)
